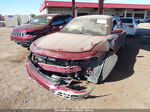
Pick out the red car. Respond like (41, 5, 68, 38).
(10, 14, 73, 47)
(26, 15, 126, 99)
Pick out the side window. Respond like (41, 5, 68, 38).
(113, 20, 119, 31)
(64, 15, 73, 23)
(117, 20, 122, 29)
(113, 20, 117, 29)
(51, 16, 64, 26)
(50, 15, 73, 31)
(51, 15, 73, 26)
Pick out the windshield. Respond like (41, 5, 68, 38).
(61, 17, 108, 35)
(28, 16, 52, 25)
(0, 17, 4, 21)
(121, 19, 133, 23)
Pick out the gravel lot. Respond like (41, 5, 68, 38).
(0, 27, 150, 109)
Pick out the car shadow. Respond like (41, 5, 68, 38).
(85, 93, 112, 99)
(105, 37, 150, 82)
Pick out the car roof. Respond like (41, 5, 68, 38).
(121, 17, 134, 19)
(36, 14, 71, 18)
(76, 15, 112, 19)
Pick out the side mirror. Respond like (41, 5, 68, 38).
(113, 29, 123, 34)
(26, 21, 29, 24)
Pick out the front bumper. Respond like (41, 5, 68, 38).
(26, 58, 93, 99)
(11, 35, 34, 47)
(13, 40, 32, 47)
(126, 28, 136, 35)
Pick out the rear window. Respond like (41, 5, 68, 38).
(121, 19, 133, 23)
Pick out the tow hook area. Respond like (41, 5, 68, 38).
(54, 88, 94, 100)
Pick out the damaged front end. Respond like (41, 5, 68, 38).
(26, 52, 96, 99)
(25, 15, 124, 99)
(25, 33, 118, 99)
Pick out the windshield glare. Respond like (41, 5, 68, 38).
(28, 16, 51, 25)
(61, 18, 108, 35)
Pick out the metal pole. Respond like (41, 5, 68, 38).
(72, 0, 75, 17)
(144, 10, 148, 20)
(98, 0, 104, 15)
(124, 9, 127, 18)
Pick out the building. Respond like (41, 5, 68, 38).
(40, 0, 150, 19)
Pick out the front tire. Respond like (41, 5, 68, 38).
(87, 52, 118, 84)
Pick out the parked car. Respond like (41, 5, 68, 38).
(0, 16, 5, 27)
(146, 19, 150, 23)
(26, 15, 126, 99)
(0, 21, 5, 27)
(10, 14, 73, 47)
(120, 17, 137, 36)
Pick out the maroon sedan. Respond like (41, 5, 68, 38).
(26, 15, 126, 99)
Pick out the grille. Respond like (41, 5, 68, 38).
(31, 53, 95, 67)
(11, 31, 26, 37)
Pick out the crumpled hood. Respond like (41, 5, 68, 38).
(14, 24, 46, 31)
(35, 32, 110, 53)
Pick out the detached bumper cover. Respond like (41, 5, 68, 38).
(38, 63, 81, 73)
(26, 58, 93, 99)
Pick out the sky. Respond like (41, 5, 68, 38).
(0, 0, 150, 15)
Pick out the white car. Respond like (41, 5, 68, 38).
(121, 17, 137, 36)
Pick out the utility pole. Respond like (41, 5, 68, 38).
(72, 0, 75, 17)
(98, 0, 104, 15)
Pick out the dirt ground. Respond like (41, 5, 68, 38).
(0, 27, 150, 109)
